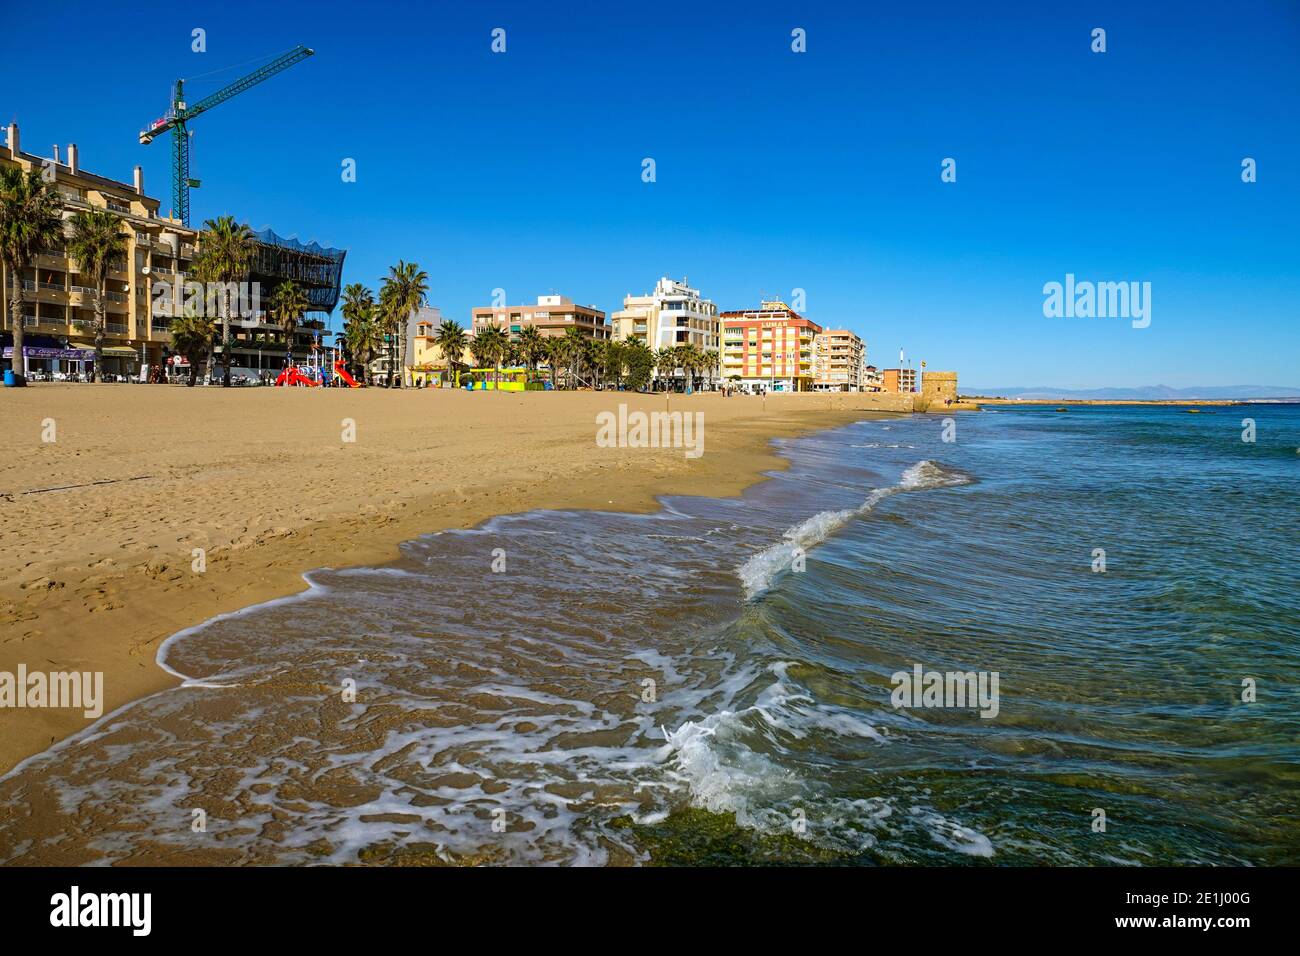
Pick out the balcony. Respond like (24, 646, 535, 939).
(106, 322, 128, 336)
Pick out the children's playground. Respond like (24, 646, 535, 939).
(274, 361, 548, 390)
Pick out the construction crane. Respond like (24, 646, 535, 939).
(139, 44, 314, 227)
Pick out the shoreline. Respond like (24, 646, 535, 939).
(969, 397, 1253, 406)
(0, 386, 908, 775)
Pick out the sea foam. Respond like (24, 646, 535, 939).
(737, 460, 972, 599)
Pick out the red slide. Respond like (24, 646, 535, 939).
(274, 367, 319, 387)
(333, 360, 361, 388)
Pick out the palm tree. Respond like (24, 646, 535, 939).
(378, 260, 428, 388)
(269, 281, 309, 368)
(676, 343, 702, 392)
(197, 215, 254, 386)
(169, 310, 217, 386)
(0, 166, 62, 380)
(436, 318, 468, 387)
(343, 307, 383, 387)
(339, 282, 374, 377)
(186, 247, 220, 383)
(544, 337, 564, 389)
(517, 325, 545, 374)
(473, 325, 508, 387)
(66, 209, 128, 383)
(654, 347, 677, 391)
(702, 349, 719, 391)
(561, 327, 586, 389)
(502, 339, 522, 370)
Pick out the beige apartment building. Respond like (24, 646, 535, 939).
(612, 276, 719, 387)
(611, 276, 719, 376)
(471, 294, 609, 341)
(1, 122, 200, 377)
(813, 328, 865, 391)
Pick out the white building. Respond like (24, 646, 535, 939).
(611, 277, 719, 385)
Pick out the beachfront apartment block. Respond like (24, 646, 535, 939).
(0, 122, 200, 378)
(611, 277, 719, 351)
(1, 122, 345, 381)
(611, 276, 720, 382)
(720, 300, 822, 392)
(471, 294, 609, 341)
(881, 367, 918, 393)
(813, 328, 866, 391)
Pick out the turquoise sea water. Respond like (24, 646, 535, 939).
(1, 404, 1296, 865)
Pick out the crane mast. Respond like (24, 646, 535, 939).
(139, 44, 314, 227)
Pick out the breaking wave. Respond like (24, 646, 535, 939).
(737, 460, 973, 599)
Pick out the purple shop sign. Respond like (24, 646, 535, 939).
(2, 346, 96, 360)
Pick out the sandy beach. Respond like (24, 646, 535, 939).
(0, 385, 908, 775)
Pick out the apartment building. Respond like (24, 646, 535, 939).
(1, 122, 200, 377)
(611, 276, 719, 383)
(813, 328, 865, 391)
(406, 306, 476, 385)
(471, 294, 608, 341)
(719, 300, 822, 393)
(2, 122, 343, 380)
(881, 367, 918, 393)
(863, 364, 883, 391)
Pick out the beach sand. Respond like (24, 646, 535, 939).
(0, 384, 905, 774)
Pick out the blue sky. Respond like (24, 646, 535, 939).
(3, 0, 1297, 387)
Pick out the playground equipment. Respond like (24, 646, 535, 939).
(456, 367, 544, 391)
(274, 366, 318, 387)
(333, 360, 361, 388)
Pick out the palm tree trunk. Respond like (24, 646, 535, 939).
(397, 316, 408, 388)
(93, 296, 105, 383)
(10, 269, 25, 378)
(221, 290, 232, 387)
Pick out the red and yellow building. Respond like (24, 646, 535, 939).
(720, 300, 821, 392)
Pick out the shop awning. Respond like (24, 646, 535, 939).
(102, 347, 141, 357)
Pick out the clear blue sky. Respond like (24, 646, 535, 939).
(3, 0, 1297, 387)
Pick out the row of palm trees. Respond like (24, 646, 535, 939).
(367, 313, 720, 392)
(336, 261, 429, 387)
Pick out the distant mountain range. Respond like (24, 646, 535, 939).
(965, 385, 1300, 401)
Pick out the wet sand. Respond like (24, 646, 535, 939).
(0, 384, 906, 774)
